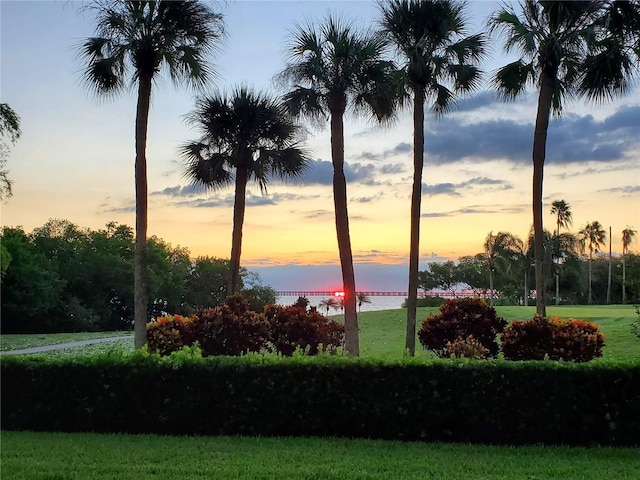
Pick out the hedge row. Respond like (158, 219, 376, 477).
(2, 355, 638, 446)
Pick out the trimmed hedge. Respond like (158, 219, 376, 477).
(1, 355, 639, 446)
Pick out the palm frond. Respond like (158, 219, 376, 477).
(492, 60, 536, 101)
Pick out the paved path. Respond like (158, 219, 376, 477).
(0, 335, 134, 356)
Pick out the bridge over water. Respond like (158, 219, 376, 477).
(276, 290, 479, 298)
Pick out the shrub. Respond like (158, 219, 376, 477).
(195, 295, 270, 356)
(501, 316, 605, 362)
(147, 314, 195, 356)
(443, 335, 489, 359)
(418, 298, 507, 357)
(264, 304, 344, 356)
(402, 296, 448, 308)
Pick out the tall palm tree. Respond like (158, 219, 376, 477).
(550, 200, 572, 305)
(579, 221, 607, 304)
(379, 0, 485, 356)
(182, 87, 308, 296)
(278, 16, 399, 356)
(79, 0, 223, 349)
(622, 226, 637, 304)
(489, 0, 639, 317)
(484, 231, 519, 307)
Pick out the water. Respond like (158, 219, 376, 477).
(276, 295, 405, 313)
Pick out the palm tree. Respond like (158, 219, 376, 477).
(182, 87, 308, 296)
(511, 232, 534, 307)
(550, 200, 572, 305)
(379, 0, 485, 356)
(579, 221, 607, 304)
(79, 0, 223, 349)
(489, 0, 639, 317)
(622, 226, 637, 304)
(278, 16, 399, 356)
(484, 231, 519, 306)
(356, 292, 372, 312)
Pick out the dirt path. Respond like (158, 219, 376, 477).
(0, 336, 133, 355)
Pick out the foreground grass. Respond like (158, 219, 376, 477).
(2, 431, 639, 480)
(0, 331, 132, 352)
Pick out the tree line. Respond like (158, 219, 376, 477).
(419, 203, 639, 306)
(4, 1, 638, 356)
(0, 219, 276, 334)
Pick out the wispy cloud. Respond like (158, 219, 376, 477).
(423, 177, 513, 197)
(423, 203, 527, 218)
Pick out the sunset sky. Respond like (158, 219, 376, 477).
(2, 1, 639, 290)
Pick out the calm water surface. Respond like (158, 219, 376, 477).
(276, 295, 405, 313)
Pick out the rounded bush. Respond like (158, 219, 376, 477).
(264, 304, 344, 356)
(501, 316, 605, 362)
(443, 335, 489, 359)
(147, 314, 195, 356)
(417, 298, 507, 358)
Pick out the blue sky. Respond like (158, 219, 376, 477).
(1, 0, 639, 290)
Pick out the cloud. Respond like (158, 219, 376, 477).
(351, 191, 384, 203)
(423, 177, 512, 197)
(598, 185, 640, 195)
(423, 203, 527, 218)
(379, 163, 406, 174)
(451, 91, 501, 112)
(151, 184, 203, 197)
(354, 142, 412, 162)
(422, 104, 640, 165)
(298, 159, 382, 185)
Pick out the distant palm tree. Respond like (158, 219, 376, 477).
(79, 0, 223, 348)
(319, 297, 340, 315)
(489, 0, 640, 317)
(356, 292, 372, 312)
(279, 16, 399, 356)
(550, 200, 573, 305)
(622, 226, 637, 304)
(484, 231, 519, 307)
(379, 0, 485, 357)
(182, 87, 308, 295)
(511, 232, 534, 307)
(579, 221, 607, 304)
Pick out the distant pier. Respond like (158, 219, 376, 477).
(276, 290, 480, 298)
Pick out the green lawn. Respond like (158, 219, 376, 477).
(2, 431, 639, 480)
(1, 305, 638, 361)
(0, 331, 132, 352)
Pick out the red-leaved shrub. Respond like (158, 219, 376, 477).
(194, 295, 270, 356)
(501, 316, 605, 362)
(417, 298, 507, 357)
(264, 304, 344, 356)
(147, 314, 196, 356)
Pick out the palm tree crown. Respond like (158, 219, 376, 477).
(182, 86, 308, 295)
(622, 225, 637, 303)
(79, 0, 224, 349)
(379, 0, 485, 356)
(80, 0, 223, 94)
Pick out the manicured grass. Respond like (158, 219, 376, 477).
(357, 304, 639, 361)
(2, 305, 637, 361)
(0, 331, 132, 352)
(2, 431, 639, 480)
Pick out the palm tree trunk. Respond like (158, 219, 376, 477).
(524, 269, 528, 307)
(606, 226, 612, 304)
(330, 106, 358, 356)
(588, 250, 593, 304)
(406, 88, 425, 357)
(532, 72, 554, 318)
(623, 252, 627, 304)
(489, 269, 494, 307)
(228, 167, 248, 295)
(133, 74, 152, 349)
(555, 221, 560, 305)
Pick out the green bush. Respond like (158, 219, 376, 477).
(501, 316, 605, 362)
(418, 298, 507, 357)
(2, 355, 638, 446)
(195, 295, 270, 356)
(443, 335, 489, 359)
(402, 296, 448, 308)
(264, 304, 344, 356)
